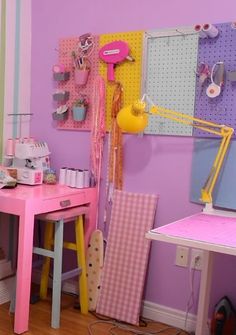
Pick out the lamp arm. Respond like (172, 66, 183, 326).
(150, 104, 234, 203)
(150, 105, 224, 136)
(201, 130, 233, 203)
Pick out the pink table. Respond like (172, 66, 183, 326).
(146, 209, 236, 335)
(0, 183, 97, 334)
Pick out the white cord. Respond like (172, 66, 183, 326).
(184, 257, 198, 330)
(87, 318, 191, 335)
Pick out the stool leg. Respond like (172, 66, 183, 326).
(75, 216, 88, 314)
(51, 219, 64, 328)
(40, 221, 54, 299)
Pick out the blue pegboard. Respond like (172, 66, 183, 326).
(143, 28, 199, 136)
(190, 138, 236, 210)
(194, 22, 236, 138)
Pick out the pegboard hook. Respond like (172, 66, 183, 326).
(175, 29, 186, 38)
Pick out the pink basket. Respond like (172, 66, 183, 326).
(74, 69, 90, 86)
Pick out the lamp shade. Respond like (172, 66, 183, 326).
(116, 102, 148, 133)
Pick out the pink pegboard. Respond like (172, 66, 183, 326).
(54, 35, 99, 130)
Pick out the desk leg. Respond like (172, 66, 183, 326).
(14, 212, 34, 334)
(85, 191, 98, 248)
(195, 250, 213, 335)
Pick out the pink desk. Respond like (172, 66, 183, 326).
(146, 210, 236, 335)
(0, 183, 97, 334)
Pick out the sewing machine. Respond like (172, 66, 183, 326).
(11, 141, 50, 185)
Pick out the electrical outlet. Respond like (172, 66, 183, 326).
(175, 246, 189, 267)
(191, 249, 203, 270)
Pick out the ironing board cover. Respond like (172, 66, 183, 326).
(86, 229, 104, 311)
(96, 190, 158, 324)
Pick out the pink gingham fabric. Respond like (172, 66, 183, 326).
(96, 190, 158, 324)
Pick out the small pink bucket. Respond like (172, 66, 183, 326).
(74, 69, 90, 86)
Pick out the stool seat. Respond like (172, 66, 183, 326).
(37, 206, 89, 222)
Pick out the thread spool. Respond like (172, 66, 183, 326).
(6, 138, 15, 156)
(83, 170, 90, 188)
(70, 169, 77, 188)
(203, 24, 219, 38)
(194, 24, 207, 38)
(65, 168, 72, 186)
(28, 137, 35, 143)
(76, 170, 84, 188)
(59, 167, 67, 185)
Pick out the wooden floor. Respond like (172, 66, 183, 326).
(0, 294, 189, 335)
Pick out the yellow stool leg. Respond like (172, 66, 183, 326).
(75, 216, 88, 314)
(40, 221, 54, 299)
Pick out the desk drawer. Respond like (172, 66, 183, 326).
(40, 192, 87, 213)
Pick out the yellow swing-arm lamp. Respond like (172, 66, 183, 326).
(116, 94, 234, 204)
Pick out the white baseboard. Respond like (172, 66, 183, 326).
(142, 300, 209, 335)
(142, 300, 196, 331)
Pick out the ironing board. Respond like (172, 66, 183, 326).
(96, 190, 158, 325)
(86, 229, 104, 311)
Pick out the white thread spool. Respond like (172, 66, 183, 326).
(23, 137, 30, 143)
(6, 139, 15, 156)
(28, 137, 35, 143)
(76, 170, 84, 188)
(203, 24, 219, 38)
(83, 170, 90, 188)
(65, 168, 72, 186)
(194, 24, 207, 38)
(70, 169, 77, 187)
(59, 167, 67, 185)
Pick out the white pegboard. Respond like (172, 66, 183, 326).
(142, 28, 199, 136)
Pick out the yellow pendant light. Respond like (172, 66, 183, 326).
(116, 100, 148, 133)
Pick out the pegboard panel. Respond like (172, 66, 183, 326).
(99, 31, 143, 130)
(194, 23, 236, 137)
(55, 35, 100, 130)
(143, 29, 198, 136)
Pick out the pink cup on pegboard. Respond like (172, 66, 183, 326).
(74, 69, 90, 86)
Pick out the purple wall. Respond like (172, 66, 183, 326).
(31, 0, 236, 315)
